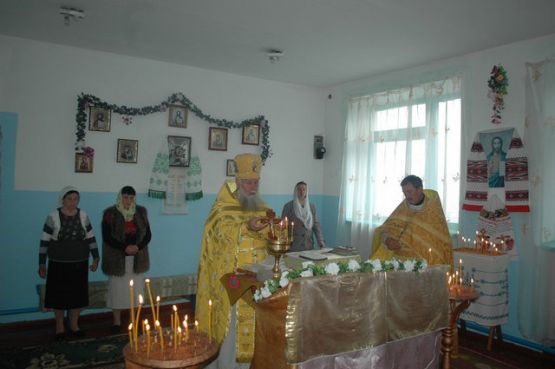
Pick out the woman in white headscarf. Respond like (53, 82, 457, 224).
(281, 181, 325, 252)
(101, 186, 151, 333)
(38, 186, 99, 340)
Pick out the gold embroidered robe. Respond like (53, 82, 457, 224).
(371, 189, 453, 268)
(195, 180, 268, 362)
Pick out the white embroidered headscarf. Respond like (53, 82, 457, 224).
(57, 185, 79, 207)
(116, 186, 137, 221)
(293, 182, 313, 230)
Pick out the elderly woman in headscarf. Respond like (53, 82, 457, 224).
(38, 186, 99, 340)
(281, 181, 325, 252)
(101, 186, 151, 333)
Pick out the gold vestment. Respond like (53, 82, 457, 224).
(371, 189, 453, 268)
(195, 180, 268, 362)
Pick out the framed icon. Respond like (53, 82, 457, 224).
(74, 153, 93, 173)
(226, 159, 236, 177)
(168, 105, 188, 128)
(168, 135, 192, 167)
(209, 127, 228, 151)
(88, 107, 111, 132)
(242, 124, 260, 145)
(117, 139, 139, 163)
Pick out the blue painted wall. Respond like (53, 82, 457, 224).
(0, 114, 328, 322)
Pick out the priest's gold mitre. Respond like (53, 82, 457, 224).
(234, 153, 262, 180)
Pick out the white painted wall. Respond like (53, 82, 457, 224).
(0, 35, 326, 196)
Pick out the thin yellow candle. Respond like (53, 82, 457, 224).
(428, 247, 432, 263)
(184, 314, 189, 341)
(143, 318, 148, 336)
(195, 320, 199, 334)
(128, 323, 134, 349)
(177, 326, 182, 346)
(129, 280, 135, 330)
(145, 279, 156, 322)
(458, 259, 463, 280)
(156, 296, 160, 323)
(155, 320, 164, 352)
(134, 294, 143, 349)
(291, 221, 294, 242)
(208, 299, 212, 341)
(146, 324, 151, 357)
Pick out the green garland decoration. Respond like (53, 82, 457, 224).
(75, 92, 272, 163)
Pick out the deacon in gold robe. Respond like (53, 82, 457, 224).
(371, 175, 453, 268)
(196, 153, 269, 368)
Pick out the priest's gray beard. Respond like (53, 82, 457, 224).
(238, 190, 265, 211)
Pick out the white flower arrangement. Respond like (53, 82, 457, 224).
(253, 258, 428, 302)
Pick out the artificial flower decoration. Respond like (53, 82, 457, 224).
(82, 146, 95, 158)
(253, 258, 428, 302)
(487, 65, 509, 124)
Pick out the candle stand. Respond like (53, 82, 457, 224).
(441, 288, 479, 369)
(124, 330, 219, 369)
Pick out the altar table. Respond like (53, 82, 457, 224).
(251, 266, 449, 369)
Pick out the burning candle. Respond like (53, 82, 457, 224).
(195, 320, 199, 334)
(128, 323, 134, 349)
(428, 248, 432, 263)
(458, 259, 463, 279)
(208, 299, 212, 341)
(145, 279, 156, 322)
(291, 221, 295, 242)
(156, 296, 160, 324)
(184, 314, 189, 341)
(146, 323, 151, 357)
(134, 294, 143, 349)
(129, 280, 135, 330)
(155, 320, 164, 352)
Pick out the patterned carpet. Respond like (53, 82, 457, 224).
(0, 334, 548, 369)
(0, 335, 128, 369)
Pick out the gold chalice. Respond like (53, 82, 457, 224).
(267, 238, 291, 280)
(263, 209, 292, 280)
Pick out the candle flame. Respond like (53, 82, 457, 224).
(145, 278, 150, 283)
(173, 304, 177, 312)
(209, 299, 212, 306)
(129, 280, 134, 287)
(185, 314, 188, 321)
(128, 323, 133, 331)
(144, 318, 148, 324)
(156, 296, 160, 302)
(139, 294, 143, 304)
(146, 324, 150, 331)
(155, 320, 160, 327)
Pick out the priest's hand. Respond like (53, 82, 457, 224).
(90, 258, 99, 272)
(248, 217, 268, 231)
(385, 237, 401, 250)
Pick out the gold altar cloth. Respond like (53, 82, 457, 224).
(252, 265, 449, 367)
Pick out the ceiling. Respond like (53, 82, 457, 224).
(1, 0, 555, 87)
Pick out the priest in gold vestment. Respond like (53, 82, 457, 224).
(371, 175, 453, 268)
(196, 153, 269, 368)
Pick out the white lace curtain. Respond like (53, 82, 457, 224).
(519, 59, 555, 345)
(337, 77, 461, 259)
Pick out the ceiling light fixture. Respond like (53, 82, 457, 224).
(59, 6, 85, 26)
(267, 49, 284, 64)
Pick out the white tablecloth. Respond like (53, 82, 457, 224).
(454, 251, 509, 326)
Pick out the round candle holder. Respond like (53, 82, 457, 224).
(267, 238, 291, 280)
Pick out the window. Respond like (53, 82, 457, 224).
(340, 76, 461, 230)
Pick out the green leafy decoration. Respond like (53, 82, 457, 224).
(75, 93, 272, 163)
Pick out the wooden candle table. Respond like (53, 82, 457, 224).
(124, 331, 219, 369)
(441, 288, 479, 369)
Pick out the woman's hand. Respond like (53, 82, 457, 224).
(125, 245, 139, 255)
(38, 265, 47, 279)
(90, 258, 99, 272)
